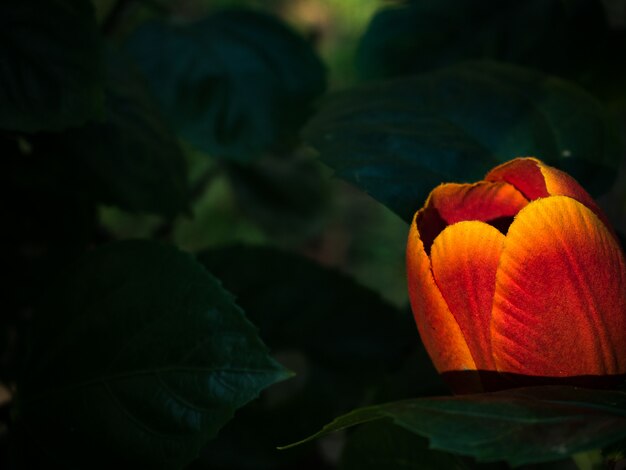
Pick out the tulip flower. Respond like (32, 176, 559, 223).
(406, 157, 626, 393)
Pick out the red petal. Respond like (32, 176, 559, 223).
(431, 221, 505, 370)
(485, 157, 549, 200)
(418, 181, 528, 252)
(491, 196, 626, 376)
(427, 181, 528, 224)
(407, 212, 477, 378)
(486, 157, 610, 229)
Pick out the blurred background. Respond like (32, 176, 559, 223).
(93, 0, 411, 308)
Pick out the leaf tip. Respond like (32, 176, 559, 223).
(276, 435, 316, 451)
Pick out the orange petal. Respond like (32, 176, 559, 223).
(539, 162, 611, 230)
(491, 196, 626, 377)
(486, 157, 609, 229)
(431, 221, 505, 370)
(427, 181, 528, 224)
(418, 181, 528, 252)
(407, 211, 477, 378)
(485, 157, 549, 200)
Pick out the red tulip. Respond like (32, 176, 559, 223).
(406, 157, 626, 393)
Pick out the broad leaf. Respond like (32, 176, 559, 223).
(125, 10, 326, 161)
(304, 61, 620, 222)
(59, 47, 190, 217)
(226, 155, 330, 243)
(282, 386, 626, 467)
(357, 0, 608, 82)
(197, 245, 417, 468)
(340, 420, 465, 470)
(18, 240, 288, 469)
(0, 0, 104, 131)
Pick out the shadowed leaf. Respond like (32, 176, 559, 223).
(340, 420, 465, 470)
(304, 61, 620, 222)
(358, 0, 608, 82)
(226, 154, 330, 243)
(58, 47, 190, 217)
(125, 9, 326, 162)
(196, 245, 417, 468)
(18, 240, 289, 469)
(0, 0, 104, 131)
(282, 386, 626, 467)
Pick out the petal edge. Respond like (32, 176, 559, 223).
(407, 212, 477, 377)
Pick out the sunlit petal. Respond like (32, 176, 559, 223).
(491, 196, 626, 376)
(538, 162, 611, 230)
(426, 181, 528, 224)
(486, 157, 608, 228)
(418, 181, 527, 252)
(485, 157, 548, 200)
(431, 221, 505, 370)
(407, 211, 477, 377)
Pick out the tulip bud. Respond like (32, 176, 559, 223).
(406, 158, 626, 394)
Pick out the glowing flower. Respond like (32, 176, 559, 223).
(406, 158, 626, 393)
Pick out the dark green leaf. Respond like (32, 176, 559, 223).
(304, 61, 620, 222)
(357, 0, 608, 82)
(341, 420, 466, 470)
(282, 386, 626, 467)
(226, 154, 330, 243)
(58, 46, 190, 217)
(18, 240, 289, 469)
(198, 245, 412, 392)
(197, 245, 417, 468)
(0, 0, 104, 131)
(125, 9, 326, 161)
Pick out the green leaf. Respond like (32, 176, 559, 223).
(198, 245, 411, 391)
(17, 240, 289, 469)
(304, 61, 620, 222)
(125, 9, 326, 161)
(0, 0, 104, 131)
(57, 47, 190, 217)
(196, 245, 416, 468)
(281, 386, 626, 467)
(226, 154, 330, 243)
(340, 420, 466, 470)
(357, 0, 608, 82)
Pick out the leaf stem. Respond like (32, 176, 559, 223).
(153, 162, 224, 240)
